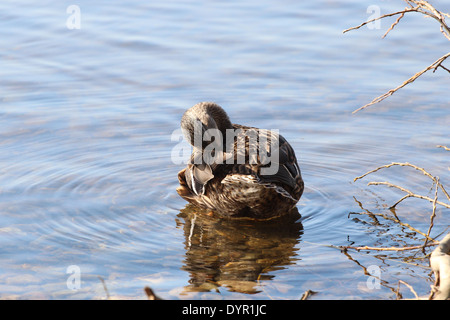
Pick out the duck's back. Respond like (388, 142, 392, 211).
(177, 123, 304, 219)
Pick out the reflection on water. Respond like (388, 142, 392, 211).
(343, 195, 441, 298)
(175, 205, 303, 294)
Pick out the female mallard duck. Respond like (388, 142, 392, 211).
(177, 102, 304, 219)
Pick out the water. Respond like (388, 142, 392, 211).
(0, 0, 449, 299)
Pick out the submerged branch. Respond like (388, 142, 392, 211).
(350, 211, 434, 241)
(353, 159, 449, 252)
(338, 242, 438, 252)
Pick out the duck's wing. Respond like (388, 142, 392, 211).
(258, 133, 302, 188)
(224, 125, 303, 199)
(241, 128, 303, 201)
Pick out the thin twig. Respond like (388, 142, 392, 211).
(342, 8, 417, 34)
(398, 280, 420, 299)
(368, 181, 450, 209)
(352, 52, 450, 113)
(435, 63, 450, 73)
(437, 145, 450, 151)
(383, 12, 405, 38)
(339, 242, 438, 252)
(390, 194, 413, 209)
(344, 1, 450, 40)
(354, 162, 450, 202)
(344, 1, 450, 113)
(354, 162, 433, 181)
(423, 178, 439, 247)
(98, 276, 111, 300)
(418, 1, 450, 40)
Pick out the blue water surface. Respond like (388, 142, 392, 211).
(0, 0, 449, 299)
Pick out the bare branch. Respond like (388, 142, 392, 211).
(342, 8, 416, 34)
(354, 161, 450, 202)
(344, 1, 450, 113)
(383, 12, 405, 38)
(423, 178, 439, 247)
(368, 181, 450, 209)
(352, 52, 450, 113)
(339, 242, 438, 252)
(354, 162, 434, 181)
(398, 280, 420, 299)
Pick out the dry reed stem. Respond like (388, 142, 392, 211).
(343, 1, 450, 113)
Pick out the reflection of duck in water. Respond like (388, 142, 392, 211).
(177, 102, 304, 219)
(176, 205, 303, 294)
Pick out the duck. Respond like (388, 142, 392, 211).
(176, 102, 304, 219)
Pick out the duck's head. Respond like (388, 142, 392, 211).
(181, 102, 233, 149)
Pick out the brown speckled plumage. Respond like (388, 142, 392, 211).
(177, 102, 304, 219)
